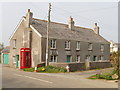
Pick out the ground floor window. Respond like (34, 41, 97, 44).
(66, 55, 72, 63)
(50, 55, 57, 62)
(93, 56, 97, 61)
(76, 55, 80, 62)
(99, 56, 104, 60)
(85, 55, 90, 61)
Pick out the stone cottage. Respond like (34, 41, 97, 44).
(9, 9, 110, 69)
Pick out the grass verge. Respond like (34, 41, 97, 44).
(88, 69, 118, 80)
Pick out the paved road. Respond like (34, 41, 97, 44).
(2, 64, 118, 88)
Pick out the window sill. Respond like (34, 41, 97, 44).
(50, 48, 56, 50)
(13, 47, 16, 49)
(88, 49, 92, 51)
(49, 62, 57, 63)
(76, 49, 80, 51)
(65, 48, 71, 51)
(76, 61, 81, 63)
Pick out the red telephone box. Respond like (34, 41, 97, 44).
(20, 48, 31, 69)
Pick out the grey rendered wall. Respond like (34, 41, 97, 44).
(41, 37, 110, 63)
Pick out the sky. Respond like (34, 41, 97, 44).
(0, 1, 118, 46)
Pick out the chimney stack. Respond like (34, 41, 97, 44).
(26, 9, 33, 27)
(68, 16, 75, 30)
(94, 23, 99, 35)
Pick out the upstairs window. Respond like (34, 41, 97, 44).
(13, 39, 16, 48)
(88, 43, 92, 50)
(76, 41, 80, 50)
(76, 55, 80, 62)
(65, 41, 70, 49)
(100, 44, 104, 52)
(50, 39, 56, 49)
(50, 55, 57, 62)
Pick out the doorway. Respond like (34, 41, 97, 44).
(16, 55, 20, 68)
(66, 55, 71, 63)
(3, 54, 9, 64)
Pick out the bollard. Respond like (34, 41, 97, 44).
(34, 65, 38, 72)
(66, 65, 70, 72)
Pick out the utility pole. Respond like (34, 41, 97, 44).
(46, 3, 51, 66)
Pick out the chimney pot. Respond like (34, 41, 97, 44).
(68, 16, 74, 30)
(94, 23, 99, 35)
(95, 23, 97, 26)
(70, 16, 73, 22)
(28, 9, 30, 12)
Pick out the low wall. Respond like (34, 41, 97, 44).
(90, 61, 112, 69)
(49, 61, 112, 72)
(49, 62, 85, 71)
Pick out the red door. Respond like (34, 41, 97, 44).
(20, 48, 31, 69)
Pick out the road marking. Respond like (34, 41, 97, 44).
(36, 73, 83, 80)
(14, 74, 53, 84)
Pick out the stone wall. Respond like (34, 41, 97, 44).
(90, 61, 112, 69)
(49, 61, 112, 72)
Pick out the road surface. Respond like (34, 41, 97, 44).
(1, 64, 118, 88)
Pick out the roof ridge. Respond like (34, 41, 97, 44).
(32, 17, 93, 30)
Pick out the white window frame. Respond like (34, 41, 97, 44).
(65, 41, 70, 49)
(76, 55, 80, 62)
(50, 55, 57, 62)
(85, 55, 90, 61)
(76, 41, 80, 50)
(100, 44, 104, 52)
(50, 39, 56, 49)
(13, 39, 16, 48)
(88, 43, 92, 50)
(99, 55, 104, 61)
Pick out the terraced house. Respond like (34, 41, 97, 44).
(9, 9, 110, 69)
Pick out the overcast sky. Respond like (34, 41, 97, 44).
(0, 2, 118, 46)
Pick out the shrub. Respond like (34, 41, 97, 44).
(37, 65, 67, 73)
(23, 66, 67, 73)
(89, 73, 117, 80)
(110, 51, 120, 70)
(111, 69, 119, 75)
(23, 68, 34, 72)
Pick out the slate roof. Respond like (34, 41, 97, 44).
(31, 18, 109, 44)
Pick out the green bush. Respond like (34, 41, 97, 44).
(111, 69, 119, 75)
(23, 66, 67, 73)
(89, 69, 119, 80)
(37, 65, 67, 73)
(89, 73, 117, 80)
(23, 68, 34, 72)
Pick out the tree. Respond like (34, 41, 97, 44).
(0, 42, 4, 63)
(110, 51, 120, 69)
(110, 51, 120, 76)
(0, 42, 4, 52)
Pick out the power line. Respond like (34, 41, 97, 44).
(52, 4, 116, 28)
(71, 6, 117, 13)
